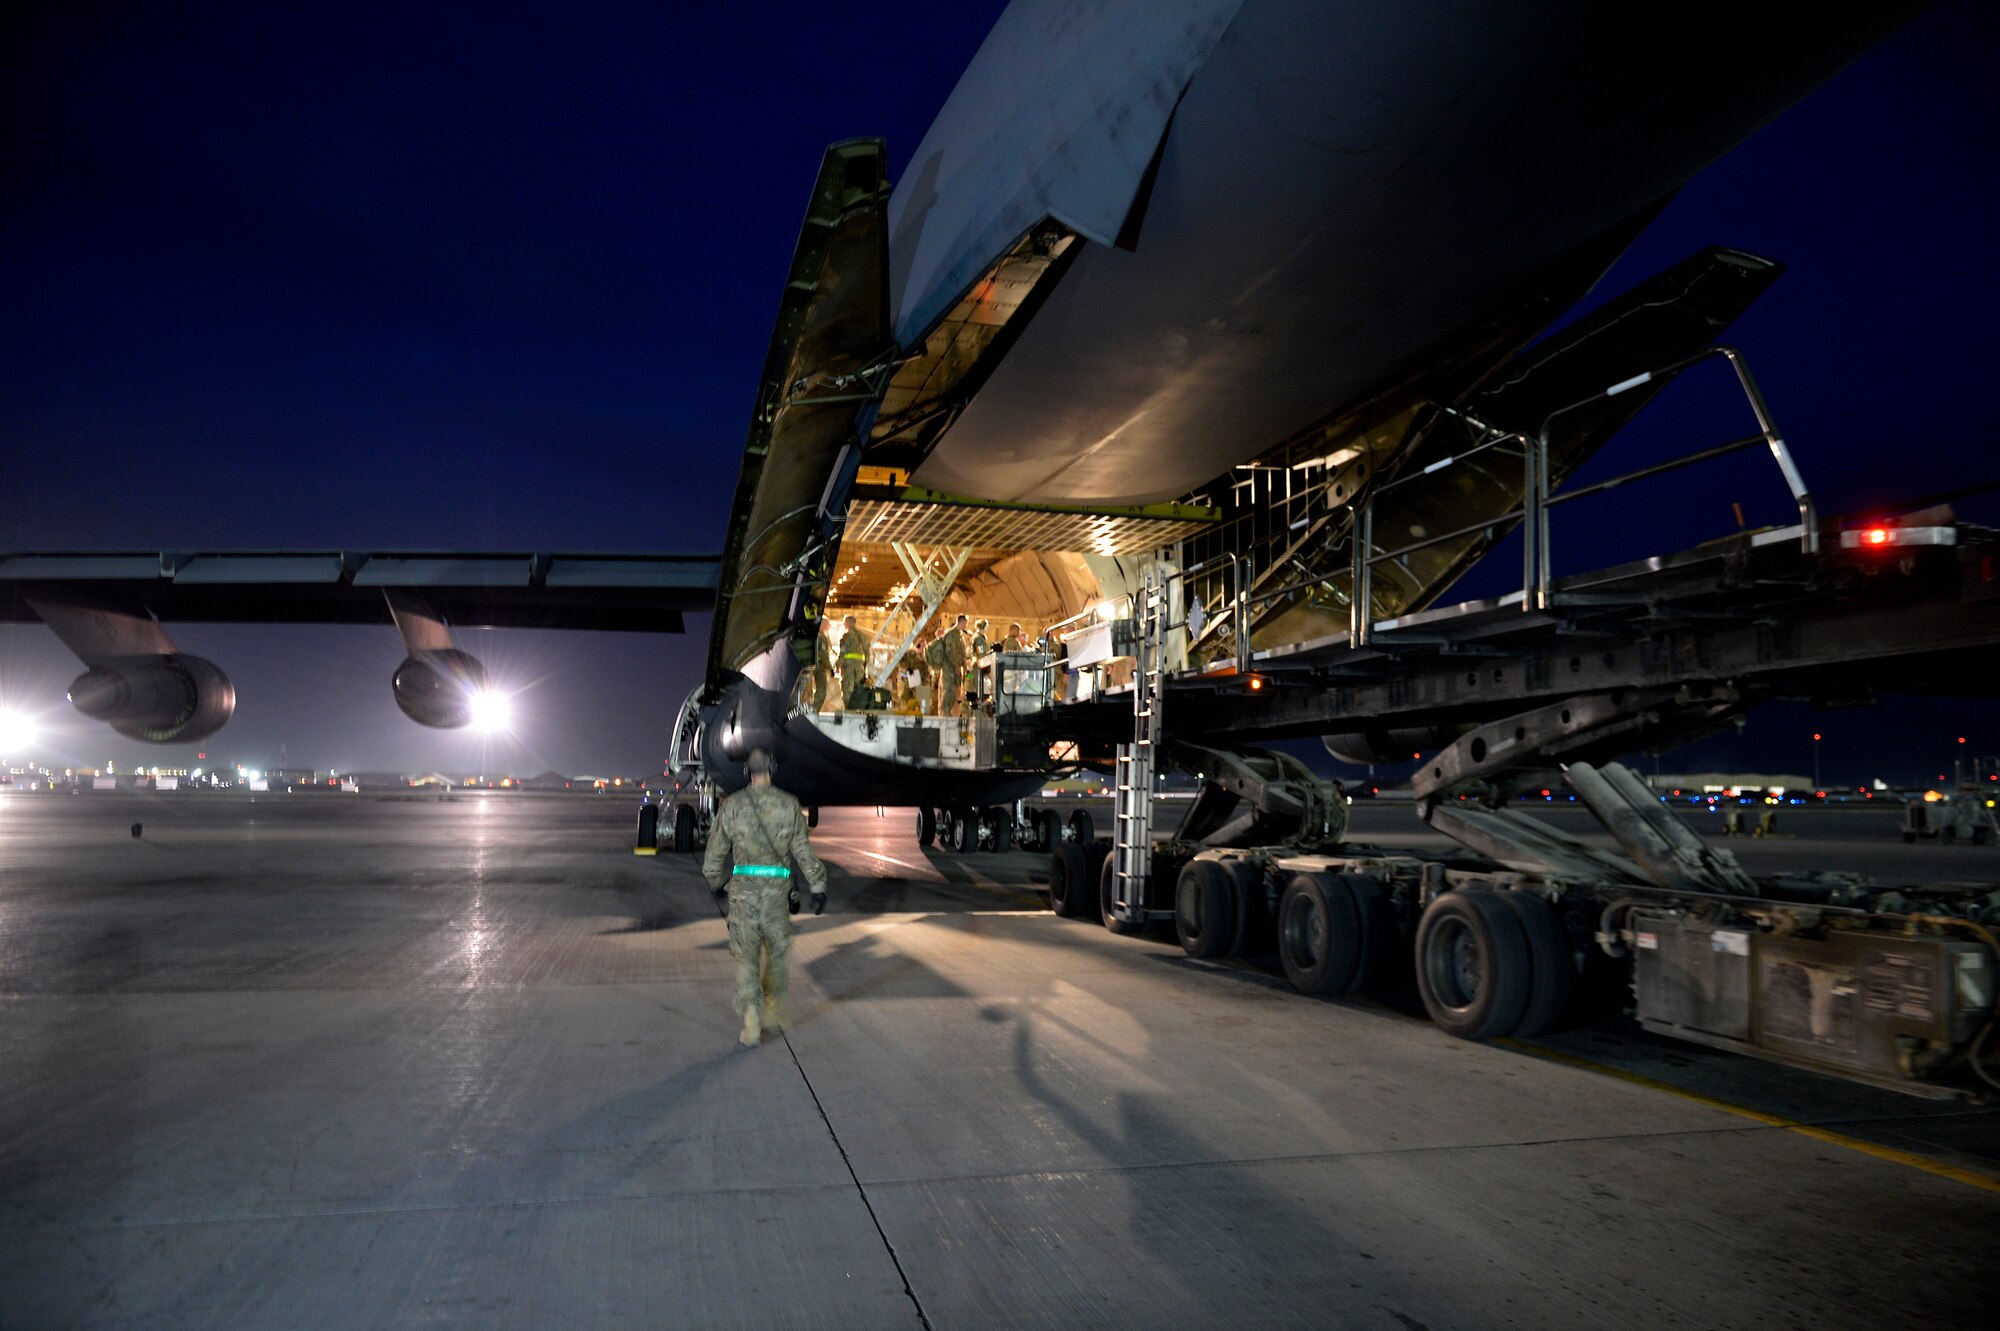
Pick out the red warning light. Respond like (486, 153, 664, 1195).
(1812, 733, 1821, 742)
(1862, 527, 1891, 546)
(1247, 675, 1264, 691)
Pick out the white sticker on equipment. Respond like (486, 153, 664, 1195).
(1636, 931, 1659, 950)
(1712, 930, 1750, 956)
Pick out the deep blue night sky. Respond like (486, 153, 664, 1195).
(3, 1, 1997, 784)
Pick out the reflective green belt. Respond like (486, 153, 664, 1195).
(841, 653, 865, 661)
(734, 864, 791, 877)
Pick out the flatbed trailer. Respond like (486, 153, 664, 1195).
(1047, 758, 1999, 1100)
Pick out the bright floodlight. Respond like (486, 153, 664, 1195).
(468, 689, 513, 733)
(0, 707, 37, 754)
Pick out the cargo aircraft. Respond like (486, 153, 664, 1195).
(0, 0, 1923, 841)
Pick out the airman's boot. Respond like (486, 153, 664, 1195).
(762, 998, 783, 1034)
(739, 1006, 761, 1047)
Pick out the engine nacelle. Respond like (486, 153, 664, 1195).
(69, 654, 237, 744)
(1321, 725, 1463, 767)
(392, 650, 490, 728)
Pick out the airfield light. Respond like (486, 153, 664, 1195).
(468, 689, 513, 733)
(0, 707, 38, 754)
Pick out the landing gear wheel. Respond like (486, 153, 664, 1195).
(1415, 890, 1532, 1040)
(673, 805, 695, 854)
(952, 808, 977, 852)
(990, 807, 1013, 853)
(1068, 808, 1095, 845)
(635, 804, 659, 851)
(917, 806, 936, 848)
(1495, 891, 1575, 1038)
(1050, 843, 1091, 917)
(1175, 860, 1238, 959)
(1039, 808, 1061, 851)
(1101, 852, 1147, 936)
(1277, 873, 1363, 995)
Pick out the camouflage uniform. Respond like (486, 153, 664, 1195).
(809, 628, 834, 710)
(702, 783, 828, 1030)
(838, 626, 870, 708)
(938, 626, 967, 715)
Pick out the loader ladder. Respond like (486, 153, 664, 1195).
(1110, 571, 1166, 924)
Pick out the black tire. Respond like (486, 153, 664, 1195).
(1942, 825, 1958, 846)
(807, 805, 819, 829)
(953, 808, 977, 852)
(991, 807, 1014, 853)
(1050, 843, 1090, 917)
(1902, 831, 1917, 844)
(1415, 890, 1533, 1040)
(917, 806, 936, 848)
(1100, 848, 1146, 936)
(1083, 841, 1112, 922)
(1344, 874, 1402, 993)
(1069, 808, 1095, 845)
(1495, 891, 1575, 1037)
(1039, 808, 1061, 851)
(636, 803, 660, 850)
(672, 805, 695, 854)
(1175, 860, 1238, 959)
(1224, 858, 1270, 957)
(1277, 873, 1363, 995)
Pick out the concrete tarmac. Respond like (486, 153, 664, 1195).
(2, 792, 1996, 1330)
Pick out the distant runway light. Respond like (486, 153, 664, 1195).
(469, 690, 513, 733)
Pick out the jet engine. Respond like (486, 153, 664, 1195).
(392, 649, 490, 728)
(1322, 726, 1463, 767)
(68, 653, 237, 743)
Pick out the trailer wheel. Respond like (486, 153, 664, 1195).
(1099, 849, 1146, 936)
(807, 806, 819, 829)
(1495, 891, 1575, 1037)
(917, 806, 936, 848)
(953, 808, 977, 852)
(1175, 860, 1238, 958)
(991, 807, 1013, 853)
(1345, 875, 1402, 992)
(673, 805, 695, 854)
(1277, 873, 1364, 995)
(1050, 843, 1090, 917)
(1225, 859, 1272, 957)
(1415, 890, 1532, 1040)
(635, 804, 659, 851)
(1069, 808, 1095, 845)
(1084, 841, 1112, 923)
(1942, 825, 1958, 846)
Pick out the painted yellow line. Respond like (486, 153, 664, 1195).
(1497, 1038, 2000, 1195)
(631, 847, 657, 856)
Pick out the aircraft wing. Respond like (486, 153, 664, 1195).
(0, 551, 719, 633)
